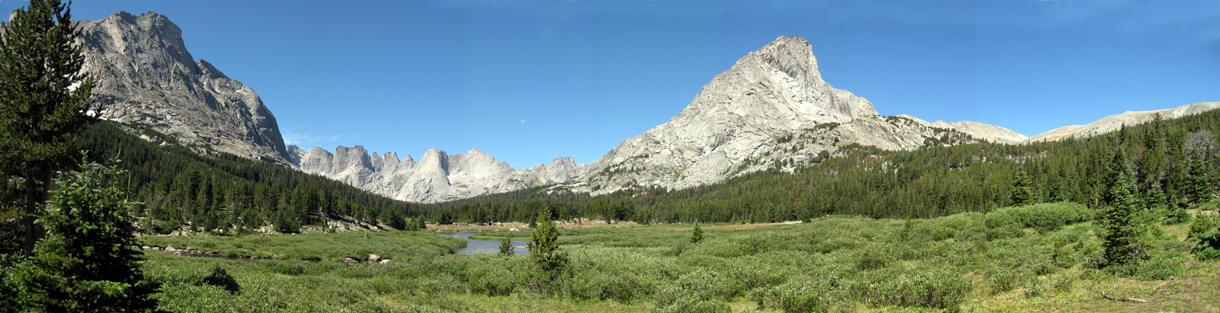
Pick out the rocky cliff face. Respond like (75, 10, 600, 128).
(288, 145, 590, 203)
(76, 12, 292, 166)
(1026, 102, 1220, 143)
(559, 36, 1024, 195)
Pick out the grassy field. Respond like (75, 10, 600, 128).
(139, 202, 1220, 312)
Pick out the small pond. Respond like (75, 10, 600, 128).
(442, 232, 531, 255)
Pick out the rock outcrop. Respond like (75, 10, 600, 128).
(896, 114, 1028, 145)
(288, 145, 590, 203)
(558, 36, 1024, 195)
(1026, 102, 1220, 142)
(75, 11, 292, 166)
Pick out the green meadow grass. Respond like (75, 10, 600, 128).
(141, 203, 1220, 312)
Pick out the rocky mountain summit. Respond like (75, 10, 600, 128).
(286, 36, 1028, 201)
(1026, 102, 1220, 142)
(287, 145, 590, 203)
(557, 36, 1025, 195)
(76, 12, 292, 166)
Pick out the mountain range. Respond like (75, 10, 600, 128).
(76, 12, 1217, 203)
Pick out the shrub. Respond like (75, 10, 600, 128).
(748, 278, 846, 313)
(197, 266, 240, 294)
(986, 224, 1026, 240)
(1131, 252, 1185, 280)
(269, 262, 305, 276)
(466, 257, 522, 296)
(854, 246, 894, 271)
(852, 269, 971, 310)
(653, 267, 734, 310)
(1193, 230, 1220, 261)
(1188, 214, 1217, 239)
(985, 202, 1093, 233)
(983, 266, 1031, 295)
(1162, 206, 1192, 225)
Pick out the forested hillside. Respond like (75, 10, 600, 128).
(76, 121, 424, 234)
(425, 110, 1220, 225)
(79, 107, 1220, 234)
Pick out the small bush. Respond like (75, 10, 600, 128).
(652, 289, 731, 313)
(986, 225, 1025, 240)
(748, 278, 846, 313)
(854, 246, 894, 271)
(985, 202, 1093, 233)
(1193, 230, 1220, 261)
(1106, 251, 1185, 280)
(1188, 214, 1217, 239)
(466, 258, 523, 296)
(653, 268, 734, 310)
(1162, 206, 1192, 225)
(983, 267, 1031, 295)
(197, 266, 240, 294)
(852, 269, 971, 310)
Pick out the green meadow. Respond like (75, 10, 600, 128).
(139, 202, 1220, 312)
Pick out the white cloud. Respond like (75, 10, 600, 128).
(283, 132, 343, 147)
(520, 120, 526, 124)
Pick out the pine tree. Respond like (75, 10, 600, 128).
(4, 157, 159, 311)
(1009, 170, 1038, 206)
(528, 210, 567, 271)
(379, 209, 405, 230)
(1099, 158, 1151, 268)
(1188, 151, 1210, 206)
(0, 0, 99, 257)
(499, 237, 514, 257)
(690, 223, 704, 244)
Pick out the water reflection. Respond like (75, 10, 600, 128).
(442, 232, 531, 255)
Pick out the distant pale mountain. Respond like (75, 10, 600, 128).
(287, 145, 590, 203)
(1026, 102, 1220, 143)
(895, 115, 1028, 145)
(76, 12, 293, 166)
(559, 36, 1024, 195)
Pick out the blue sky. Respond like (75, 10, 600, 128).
(12, 0, 1220, 169)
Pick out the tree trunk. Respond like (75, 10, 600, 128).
(20, 163, 50, 257)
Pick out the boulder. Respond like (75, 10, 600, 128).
(367, 254, 380, 263)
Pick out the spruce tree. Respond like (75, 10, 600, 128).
(690, 223, 704, 244)
(1188, 151, 1210, 206)
(1009, 169, 1037, 206)
(0, 0, 99, 257)
(1099, 158, 1151, 268)
(528, 210, 566, 271)
(499, 236, 514, 257)
(4, 158, 159, 311)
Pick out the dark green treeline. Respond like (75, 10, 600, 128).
(76, 122, 421, 234)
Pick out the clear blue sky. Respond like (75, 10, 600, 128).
(13, 0, 1220, 169)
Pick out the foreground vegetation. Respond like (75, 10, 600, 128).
(139, 202, 1220, 312)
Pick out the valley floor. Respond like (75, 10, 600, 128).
(142, 204, 1220, 312)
